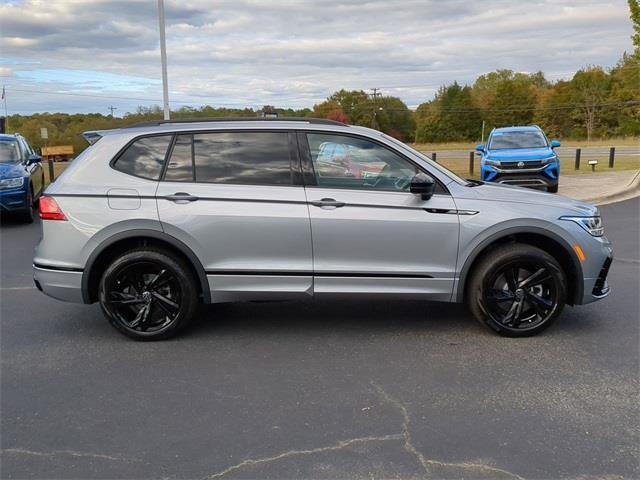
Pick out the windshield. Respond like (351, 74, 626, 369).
(0, 140, 21, 163)
(489, 131, 548, 150)
(381, 134, 468, 185)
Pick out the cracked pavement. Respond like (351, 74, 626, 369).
(1, 198, 639, 479)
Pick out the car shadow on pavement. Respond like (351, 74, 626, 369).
(179, 298, 604, 341)
(184, 299, 492, 339)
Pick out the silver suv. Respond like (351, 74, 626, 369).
(33, 118, 613, 340)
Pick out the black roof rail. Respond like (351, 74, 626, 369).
(122, 117, 347, 129)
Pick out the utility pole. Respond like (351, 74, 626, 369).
(107, 105, 118, 117)
(157, 0, 170, 120)
(370, 88, 381, 129)
(2, 85, 8, 132)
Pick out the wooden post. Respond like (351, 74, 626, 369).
(609, 147, 615, 168)
(431, 152, 437, 163)
(574, 148, 581, 170)
(47, 158, 55, 183)
(469, 151, 474, 175)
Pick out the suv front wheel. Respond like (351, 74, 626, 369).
(99, 248, 199, 340)
(467, 244, 566, 336)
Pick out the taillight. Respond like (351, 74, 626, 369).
(39, 196, 67, 221)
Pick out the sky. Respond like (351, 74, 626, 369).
(0, 0, 635, 116)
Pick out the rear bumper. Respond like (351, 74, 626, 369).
(33, 264, 84, 303)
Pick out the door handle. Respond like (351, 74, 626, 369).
(165, 192, 199, 203)
(310, 198, 346, 208)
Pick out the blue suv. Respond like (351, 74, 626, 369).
(0, 133, 45, 223)
(476, 126, 560, 193)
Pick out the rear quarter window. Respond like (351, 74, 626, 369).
(113, 135, 172, 180)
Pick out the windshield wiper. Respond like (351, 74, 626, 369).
(466, 179, 484, 187)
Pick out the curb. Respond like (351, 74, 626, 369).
(585, 170, 640, 206)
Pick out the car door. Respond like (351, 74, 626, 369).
(23, 139, 44, 195)
(156, 130, 313, 302)
(300, 132, 460, 301)
(18, 138, 43, 196)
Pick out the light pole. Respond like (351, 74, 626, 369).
(157, 0, 170, 120)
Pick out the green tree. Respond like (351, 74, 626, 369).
(534, 80, 576, 138)
(607, 53, 640, 135)
(569, 66, 611, 141)
(415, 82, 481, 142)
(374, 96, 416, 141)
(629, 0, 640, 58)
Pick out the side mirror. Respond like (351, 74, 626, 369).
(475, 144, 485, 153)
(26, 153, 42, 165)
(550, 140, 561, 148)
(409, 172, 436, 200)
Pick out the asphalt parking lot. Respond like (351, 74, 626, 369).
(1, 198, 638, 479)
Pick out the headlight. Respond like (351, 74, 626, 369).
(484, 159, 500, 167)
(560, 216, 604, 237)
(541, 155, 558, 165)
(0, 177, 24, 189)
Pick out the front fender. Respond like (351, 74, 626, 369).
(454, 219, 584, 304)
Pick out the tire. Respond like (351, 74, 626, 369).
(466, 243, 566, 337)
(547, 184, 559, 193)
(18, 187, 34, 223)
(99, 248, 199, 340)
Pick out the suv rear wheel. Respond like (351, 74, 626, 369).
(99, 248, 199, 340)
(467, 244, 566, 337)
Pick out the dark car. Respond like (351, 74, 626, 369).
(0, 133, 45, 223)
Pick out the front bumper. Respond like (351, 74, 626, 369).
(0, 188, 29, 211)
(33, 264, 84, 303)
(577, 236, 613, 305)
(482, 163, 559, 189)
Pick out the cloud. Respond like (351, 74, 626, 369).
(0, 0, 634, 114)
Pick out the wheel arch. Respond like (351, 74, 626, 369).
(82, 229, 211, 304)
(457, 226, 583, 305)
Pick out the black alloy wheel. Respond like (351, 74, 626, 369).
(99, 249, 198, 340)
(468, 244, 566, 337)
(482, 261, 559, 331)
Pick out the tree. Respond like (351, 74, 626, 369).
(415, 82, 481, 142)
(534, 80, 575, 138)
(313, 91, 414, 140)
(326, 109, 349, 123)
(374, 96, 415, 141)
(312, 90, 369, 124)
(569, 67, 611, 141)
(629, 0, 640, 58)
(607, 54, 640, 135)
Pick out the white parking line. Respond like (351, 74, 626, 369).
(1, 286, 35, 291)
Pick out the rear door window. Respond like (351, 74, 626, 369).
(114, 135, 172, 180)
(193, 132, 292, 185)
(164, 135, 194, 182)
